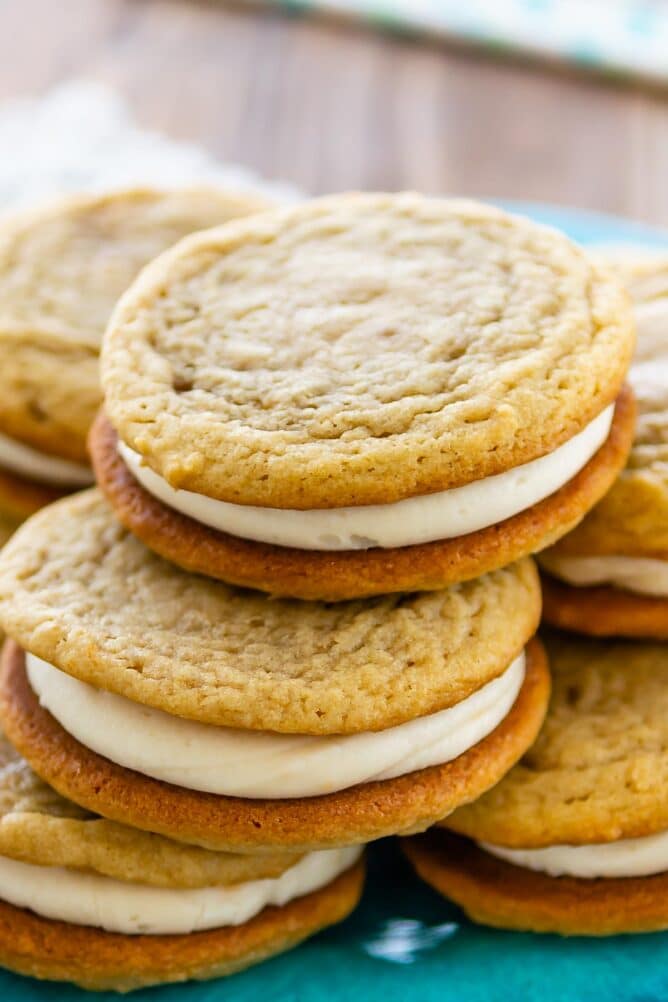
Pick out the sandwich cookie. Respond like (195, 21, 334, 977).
(0, 727, 361, 991)
(93, 193, 636, 601)
(403, 632, 668, 936)
(541, 250, 668, 638)
(0, 490, 548, 854)
(0, 186, 269, 522)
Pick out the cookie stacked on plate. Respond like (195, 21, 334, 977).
(404, 244, 668, 936)
(0, 193, 638, 984)
(0, 186, 268, 526)
(541, 249, 668, 639)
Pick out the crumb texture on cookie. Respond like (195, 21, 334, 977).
(102, 193, 634, 507)
(447, 631, 668, 847)
(0, 725, 296, 887)
(0, 491, 541, 734)
(0, 188, 269, 462)
(549, 250, 668, 557)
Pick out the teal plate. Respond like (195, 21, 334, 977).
(4, 201, 668, 1001)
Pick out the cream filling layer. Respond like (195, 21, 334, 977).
(25, 651, 525, 799)
(481, 829, 668, 879)
(0, 846, 361, 935)
(0, 430, 93, 487)
(118, 405, 614, 551)
(542, 554, 668, 598)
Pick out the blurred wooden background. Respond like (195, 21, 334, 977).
(1, 0, 667, 224)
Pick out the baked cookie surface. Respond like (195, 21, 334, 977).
(90, 386, 635, 600)
(0, 639, 549, 852)
(403, 830, 668, 937)
(101, 193, 634, 508)
(0, 187, 269, 463)
(540, 574, 668, 640)
(0, 723, 297, 887)
(0, 490, 541, 734)
(446, 632, 668, 847)
(547, 250, 668, 559)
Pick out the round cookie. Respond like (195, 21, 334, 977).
(91, 386, 635, 600)
(0, 726, 298, 888)
(0, 861, 363, 992)
(402, 831, 668, 937)
(0, 186, 269, 512)
(0, 637, 548, 853)
(95, 193, 635, 599)
(0, 490, 548, 852)
(541, 249, 668, 638)
(403, 632, 668, 935)
(0, 490, 541, 734)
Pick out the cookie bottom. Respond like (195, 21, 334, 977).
(0, 639, 549, 853)
(89, 387, 635, 601)
(0, 464, 63, 522)
(402, 830, 668, 936)
(541, 573, 668, 639)
(0, 860, 364, 992)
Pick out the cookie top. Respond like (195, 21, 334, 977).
(547, 249, 668, 559)
(447, 631, 668, 847)
(0, 727, 296, 887)
(0, 490, 541, 735)
(101, 193, 634, 509)
(0, 187, 269, 463)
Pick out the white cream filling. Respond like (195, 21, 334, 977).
(481, 829, 668, 879)
(542, 554, 668, 598)
(119, 405, 614, 551)
(0, 846, 361, 935)
(25, 651, 525, 799)
(0, 430, 93, 487)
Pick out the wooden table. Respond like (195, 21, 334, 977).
(1, 0, 667, 225)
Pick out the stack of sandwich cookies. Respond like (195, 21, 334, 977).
(403, 632, 668, 936)
(0, 187, 269, 523)
(541, 249, 668, 638)
(0, 725, 362, 991)
(0, 490, 549, 854)
(92, 193, 636, 601)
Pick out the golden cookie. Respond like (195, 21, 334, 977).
(403, 830, 668, 936)
(0, 490, 541, 734)
(446, 632, 668, 847)
(0, 187, 269, 466)
(90, 386, 635, 600)
(0, 638, 549, 853)
(102, 193, 633, 508)
(541, 249, 668, 636)
(0, 724, 298, 888)
(0, 857, 364, 992)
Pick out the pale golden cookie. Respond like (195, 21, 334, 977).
(0, 639, 549, 853)
(403, 830, 668, 936)
(0, 725, 297, 888)
(0, 187, 269, 464)
(101, 193, 634, 508)
(541, 574, 668, 640)
(91, 387, 635, 600)
(0, 490, 541, 735)
(446, 631, 668, 847)
(546, 249, 668, 560)
(0, 859, 364, 992)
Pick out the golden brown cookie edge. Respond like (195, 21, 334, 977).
(89, 385, 635, 601)
(0, 858, 364, 992)
(402, 830, 668, 936)
(0, 639, 549, 853)
(541, 574, 668, 639)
